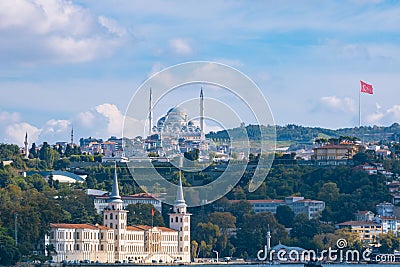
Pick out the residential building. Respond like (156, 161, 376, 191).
(336, 221, 383, 243)
(372, 216, 400, 236)
(313, 144, 357, 165)
(376, 202, 395, 217)
(230, 196, 325, 219)
(354, 211, 375, 222)
(45, 167, 191, 263)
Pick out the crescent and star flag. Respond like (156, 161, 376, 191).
(360, 80, 373, 94)
(151, 208, 155, 216)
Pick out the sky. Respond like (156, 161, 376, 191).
(1, 0, 400, 146)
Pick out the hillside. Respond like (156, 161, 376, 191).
(206, 123, 400, 148)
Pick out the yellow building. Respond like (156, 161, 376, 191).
(313, 144, 358, 165)
(336, 221, 383, 243)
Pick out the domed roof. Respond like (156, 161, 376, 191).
(157, 116, 166, 126)
(167, 106, 186, 114)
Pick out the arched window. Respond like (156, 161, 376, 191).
(110, 213, 113, 220)
(110, 223, 113, 228)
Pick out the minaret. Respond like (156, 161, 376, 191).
(149, 87, 153, 136)
(200, 88, 205, 140)
(103, 163, 128, 262)
(24, 132, 29, 159)
(70, 127, 74, 146)
(169, 172, 191, 262)
(266, 224, 271, 253)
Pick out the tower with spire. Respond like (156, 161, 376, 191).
(149, 88, 153, 136)
(103, 164, 128, 262)
(24, 132, 29, 159)
(169, 172, 191, 262)
(200, 88, 205, 140)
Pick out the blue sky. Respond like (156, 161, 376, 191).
(1, 0, 400, 146)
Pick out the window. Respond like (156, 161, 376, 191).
(105, 215, 107, 220)
(76, 244, 80, 251)
(171, 218, 173, 223)
(175, 217, 178, 222)
(76, 232, 80, 239)
(110, 223, 113, 228)
(110, 213, 113, 220)
(116, 215, 118, 220)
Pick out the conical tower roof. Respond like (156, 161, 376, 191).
(109, 164, 122, 203)
(175, 171, 187, 208)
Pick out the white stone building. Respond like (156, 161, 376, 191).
(45, 167, 191, 263)
(231, 196, 325, 219)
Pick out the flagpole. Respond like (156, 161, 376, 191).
(359, 85, 361, 128)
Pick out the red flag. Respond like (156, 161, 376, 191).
(360, 80, 373, 94)
(151, 208, 155, 216)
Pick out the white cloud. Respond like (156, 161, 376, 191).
(0, 111, 20, 123)
(320, 96, 356, 113)
(0, 0, 127, 64)
(98, 16, 127, 37)
(168, 38, 192, 55)
(365, 104, 400, 125)
(38, 119, 71, 142)
(5, 122, 41, 146)
(387, 105, 400, 119)
(95, 103, 124, 136)
(148, 62, 166, 77)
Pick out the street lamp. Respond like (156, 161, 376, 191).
(212, 250, 219, 262)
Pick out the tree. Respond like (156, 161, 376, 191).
(192, 222, 220, 257)
(275, 205, 295, 228)
(191, 240, 199, 259)
(126, 203, 164, 226)
(29, 143, 38, 158)
(208, 212, 236, 255)
(0, 228, 20, 265)
(233, 212, 287, 258)
(318, 182, 340, 205)
(184, 148, 199, 161)
(379, 231, 400, 253)
(39, 142, 60, 168)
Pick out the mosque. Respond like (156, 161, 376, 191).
(45, 167, 191, 263)
(146, 89, 207, 156)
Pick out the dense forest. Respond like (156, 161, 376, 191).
(206, 123, 400, 145)
(1, 132, 400, 264)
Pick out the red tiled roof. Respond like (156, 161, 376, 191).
(50, 223, 111, 230)
(127, 226, 145, 231)
(355, 211, 372, 215)
(249, 199, 285, 203)
(126, 225, 177, 232)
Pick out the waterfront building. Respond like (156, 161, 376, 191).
(336, 221, 383, 243)
(45, 167, 191, 263)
